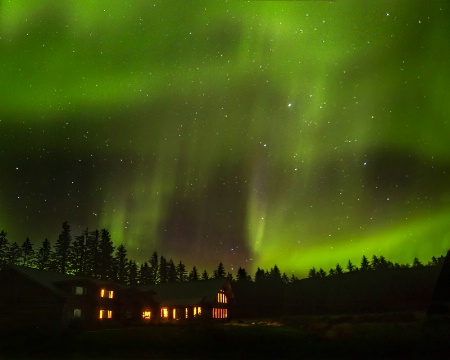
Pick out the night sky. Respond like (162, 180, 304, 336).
(1, 1, 450, 278)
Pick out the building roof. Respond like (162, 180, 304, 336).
(4, 264, 85, 297)
(4, 264, 121, 296)
(138, 278, 232, 306)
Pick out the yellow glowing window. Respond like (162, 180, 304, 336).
(100, 289, 114, 298)
(173, 309, 176, 319)
(99, 309, 113, 319)
(217, 290, 227, 304)
(194, 307, 201, 316)
(142, 310, 151, 320)
(161, 308, 169, 318)
(212, 308, 227, 319)
(185, 308, 188, 318)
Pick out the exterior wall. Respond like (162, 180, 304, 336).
(0, 269, 64, 331)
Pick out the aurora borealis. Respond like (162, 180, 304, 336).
(1, 0, 450, 278)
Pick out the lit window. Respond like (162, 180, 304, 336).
(185, 308, 188, 318)
(100, 289, 114, 298)
(217, 290, 227, 304)
(74, 286, 85, 295)
(173, 309, 176, 319)
(161, 308, 169, 318)
(212, 308, 228, 319)
(193, 307, 202, 316)
(142, 310, 151, 320)
(99, 309, 113, 319)
(73, 309, 82, 318)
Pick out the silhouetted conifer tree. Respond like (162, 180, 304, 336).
(428, 255, 445, 267)
(7, 241, 21, 265)
(412, 257, 423, 268)
(0, 230, 9, 266)
(84, 229, 100, 278)
(377, 255, 391, 270)
(159, 256, 168, 283)
(317, 268, 327, 277)
(371, 255, 380, 270)
(176, 260, 187, 282)
(360, 255, 371, 271)
(127, 260, 138, 286)
(237, 267, 251, 281)
(201, 269, 209, 280)
(20, 237, 34, 267)
(167, 259, 177, 283)
(36, 238, 52, 270)
(335, 263, 344, 275)
(308, 267, 317, 278)
(269, 265, 282, 282)
(114, 244, 129, 284)
(139, 262, 151, 285)
(188, 266, 199, 281)
(214, 262, 226, 278)
(149, 251, 159, 284)
(255, 267, 266, 282)
(69, 229, 87, 275)
(98, 229, 115, 280)
(346, 260, 356, 272)
(53, 221, 72, 273)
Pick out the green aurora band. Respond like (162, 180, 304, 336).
(1, 1, 449, 277)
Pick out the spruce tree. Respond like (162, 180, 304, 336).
(36, 238, 52, 270)
(0, 230, 9, 266)
(85, 229, 100, 278)
(114, 244, 129, 284)
(53, 221, 72, 273)
(139, 262, 150, 285)
(69, 230, 87, 275)
(214, 262, 226, 278)
(159, 256, 168, 283)
(128, 260, 138, 286)
(167, 259, 177, 283)
(176, 260, 187, 282)
(98, 229, 115, 280)
(20, 237, 35, 267)
(149, 251, 159, 284)
(201, 269, 209, 280)
(360, 255, 371, 271)
(188, 266, 199, 281)
(237, 267, 250, 282)
(7, 242, 21, 265)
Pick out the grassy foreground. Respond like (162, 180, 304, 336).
(1, 313, 449, 359)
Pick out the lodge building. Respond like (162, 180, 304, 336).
(0, 264, 234, 331)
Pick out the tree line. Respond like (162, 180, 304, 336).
(307, 253, 446, 279)
(0, 222, 446, 286)
(0, 222, 284, 285)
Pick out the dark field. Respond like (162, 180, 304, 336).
(1, 313, 449, 359)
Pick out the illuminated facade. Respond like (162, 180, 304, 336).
(0, 265, 235, 331)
